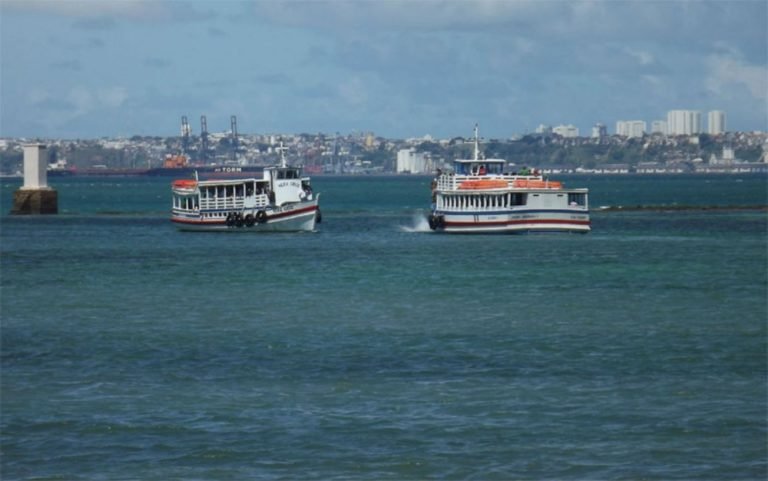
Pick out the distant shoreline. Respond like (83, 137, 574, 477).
(1, 170, 767, 180)
(597, 205, 768, 212)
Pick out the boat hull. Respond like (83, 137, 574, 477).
(429, 209, 590, 234)
(150, 166, 264, 177)
(172, 200, 320, 232)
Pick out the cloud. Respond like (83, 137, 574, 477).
(3, 0, 216, 23)
(86, 37, 105, 48)
(625, 48, 654, 67)
(51, 59, 83, 71)
(97, 87, 128, 108)
(706, 53, 768, 101)
(40, 86, 128, 116)
(337, 76, 368, 107)
(72, 16, 117, 31)
(255, 73, 294, 86)
(207, 26, 226, 37)
(145, 57, 172, 69)
(251, 0, 563, 31)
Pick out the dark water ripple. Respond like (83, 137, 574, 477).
(1, 175, 767, 480)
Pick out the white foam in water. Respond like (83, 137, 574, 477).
(400, 210, 432, 233)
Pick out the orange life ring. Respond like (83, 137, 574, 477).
(172, 179, 197, 189)
(458, 179, 508, 190)
(512, 179, 562, 189)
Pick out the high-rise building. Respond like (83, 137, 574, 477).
(553, 124, 579, 138)
(396, 149, 432, 174)
(651, 120, 667, 135)
(667, 110, 701, 135)
(591, 123, 607, 139)
(616, 120, 646, 138)
(708, 110, 726, 135)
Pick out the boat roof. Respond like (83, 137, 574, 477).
(195, 177, 263, 185)
(453, 158, 507, 164)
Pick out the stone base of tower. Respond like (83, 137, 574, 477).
(11, 188, 58, 215)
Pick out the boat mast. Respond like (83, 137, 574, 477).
(473, 123, 480, 161)
(277, 142, 288, 168)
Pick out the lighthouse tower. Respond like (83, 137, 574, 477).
(11, 144, 58, 214)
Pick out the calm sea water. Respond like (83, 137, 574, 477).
(1, 174, 766, 480)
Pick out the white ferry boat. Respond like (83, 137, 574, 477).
(428, 125, 590, 234)
(171, 147, 320, 232)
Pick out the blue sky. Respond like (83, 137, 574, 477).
(1, 0, 766, 139)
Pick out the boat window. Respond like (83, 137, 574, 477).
(568, 193, 586, 206)
(510, 193, 527, 206)
(235, 184, 244, 197)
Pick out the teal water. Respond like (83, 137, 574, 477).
(2, 175, 767, 480)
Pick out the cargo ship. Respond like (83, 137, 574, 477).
(47, 154, 265, 177)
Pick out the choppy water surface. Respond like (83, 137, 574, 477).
(1, 174, 766, 480)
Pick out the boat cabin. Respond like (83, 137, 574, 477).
(453, 158, 506, 176)
(171, 164, 314, 219)
(264, 166, 313, 206)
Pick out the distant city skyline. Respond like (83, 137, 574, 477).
(1, 0, 766, 140)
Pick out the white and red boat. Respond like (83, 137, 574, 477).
(428, 125, 590, 234)
(171, 147, 320, 232)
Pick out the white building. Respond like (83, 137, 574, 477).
(667, 110, 701, 135)
(708, 110, 726, 135)
(553, 124, 579, 138)
(616, 120, 646, 138)
(651, 120, 667, 135)
(709, 146, 735, 165)
(535, 124, 552, 135)
(396, 148, 432, 174)
(591, 123, 607, 139)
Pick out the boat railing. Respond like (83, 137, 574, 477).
(200, 194, 269, 211)
(436, 191, 525, 211)
(435, 174, 545, 191)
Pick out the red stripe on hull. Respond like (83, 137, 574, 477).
(171, 205, 317, 226)
(268, 205, 318, 220)
(446, 219, 591, 227)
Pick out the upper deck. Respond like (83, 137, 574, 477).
(435, 165, 570, 192)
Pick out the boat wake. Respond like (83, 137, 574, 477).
(400, 211, 432, 233)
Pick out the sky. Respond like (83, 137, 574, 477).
(1, 0, 766, 140)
